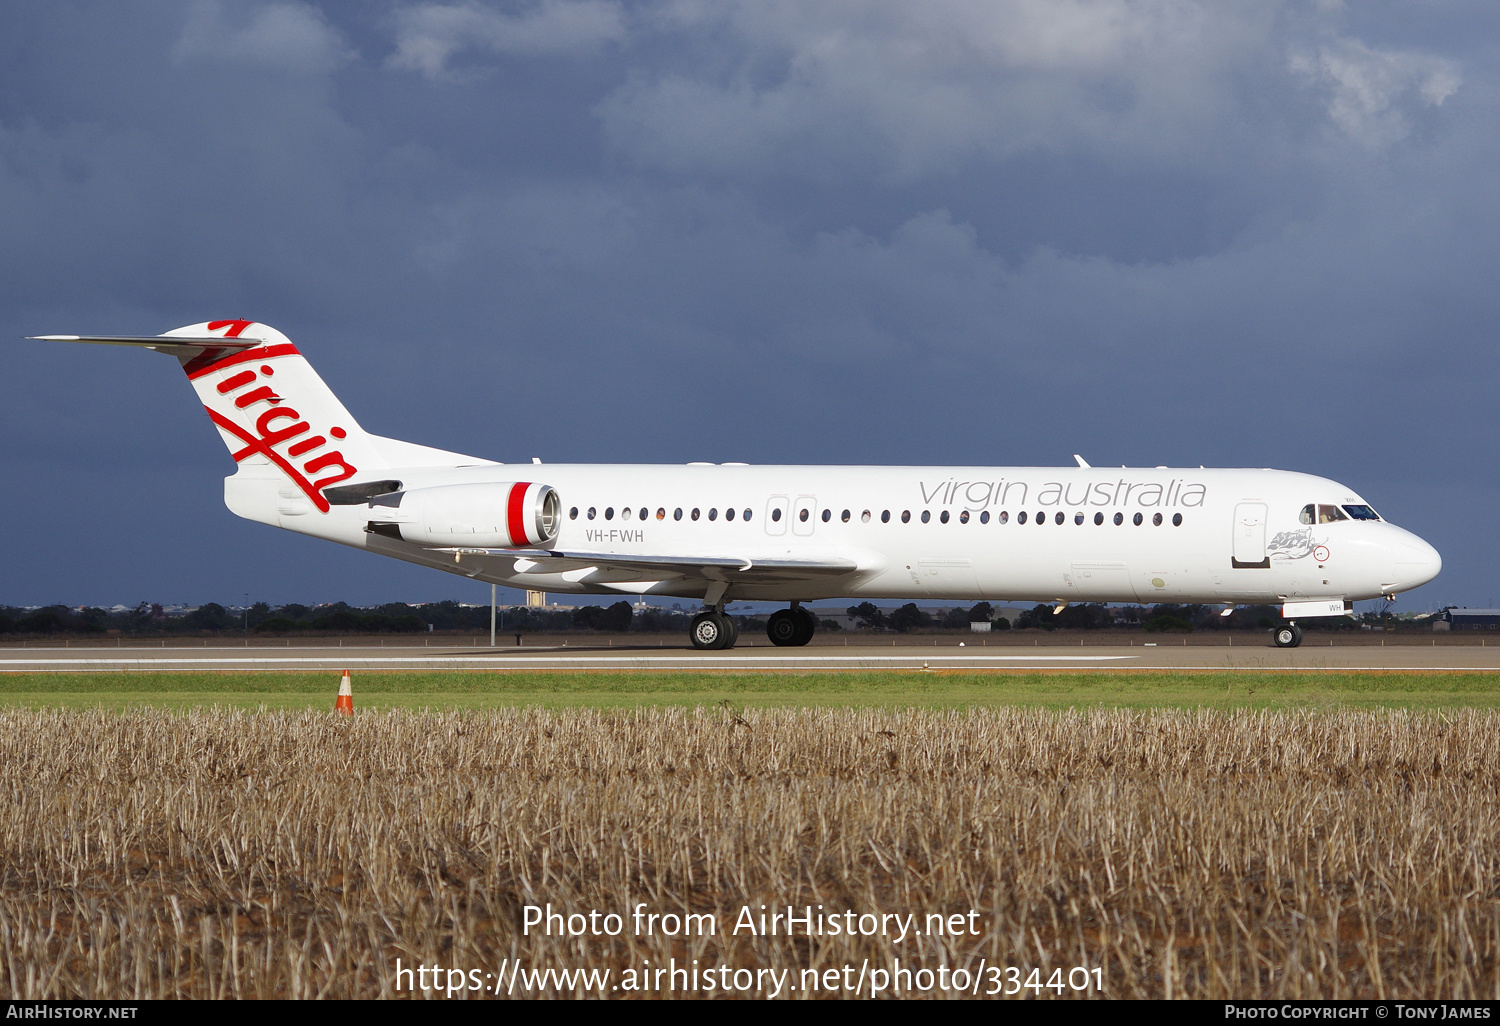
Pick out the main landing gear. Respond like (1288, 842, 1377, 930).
(688, 601, 816, 650)
(1273, 623, 1304, 648)
(690, 610, 740, 651)
(767, 604, 817, 647)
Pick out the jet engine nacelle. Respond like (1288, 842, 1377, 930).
(379, 481, 560, 547)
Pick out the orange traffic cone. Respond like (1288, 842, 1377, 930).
(335, 670, 353, 715)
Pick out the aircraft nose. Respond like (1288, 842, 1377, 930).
(1394, 535, 1442, 590)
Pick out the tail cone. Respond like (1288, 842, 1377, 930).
(335, 670, 353, 715)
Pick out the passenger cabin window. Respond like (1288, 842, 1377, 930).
(771, 508, 781, 522)
(1317, 504, 1349, 524)
(726, 508, 735, 521)
(1343, 504, 1380, 521)
(743, 508, 753, 521)
(1018, 512, 1027, 524)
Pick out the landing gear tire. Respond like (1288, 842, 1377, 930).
(1274, 624, 1304, 648)
(767, 609, 801, 647)
(767, 607, 816, 647)
(721, 613, 739, 650)
(691, 611, 732, 650)
(795, 606, 817, 646)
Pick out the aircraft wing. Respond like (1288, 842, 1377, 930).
(427, 547, 860, 583)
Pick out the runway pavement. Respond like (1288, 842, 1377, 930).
(4, 639, 1499, 671)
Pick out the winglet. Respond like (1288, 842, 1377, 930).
(1074, 454, 1091, 468)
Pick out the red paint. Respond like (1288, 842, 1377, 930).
(216, 370, 256, 394)
(233, 385, 282, 409)
(286, 434, 326, 458)
(254, 406, 310, 446)
(302, 451, 358, 493)
(208, 319, 253, 337)
(209, 408, 331, 514)
(187, 343, 299, 380)
(507, 482, 530, 545)
(330, 426, 346, 438)
(181, 347, 234, 376)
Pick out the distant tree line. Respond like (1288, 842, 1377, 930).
(0, 599, 1408, 638)
(847, 601, 1393, 633)
(0, 599, 695, 637)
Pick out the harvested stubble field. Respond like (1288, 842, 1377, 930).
(2, 706, 1499, 1000)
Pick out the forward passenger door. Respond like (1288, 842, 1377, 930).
(1232, 502, 1270, 569)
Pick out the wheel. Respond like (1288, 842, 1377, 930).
(691, 611, 728, 650)
(794, 606, 817, 646)
(721, 613, 739, 650)
(767, 609, 800, 647)
(1274, 624, 1303, 648)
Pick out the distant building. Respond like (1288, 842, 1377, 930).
(526, 591, 547, 608)
(1435, 608, 1500, 630)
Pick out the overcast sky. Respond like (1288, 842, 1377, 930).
(2, 1, 1495, 612)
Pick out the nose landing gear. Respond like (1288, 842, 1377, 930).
(1273, 623, 1304, 648)
(767, 604, 817, 647)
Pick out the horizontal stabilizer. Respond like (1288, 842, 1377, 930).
(29, 334, 262, 357)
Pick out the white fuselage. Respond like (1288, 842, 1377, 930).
(33, 321, 1440, 615)
(236, 461, 1442, 607)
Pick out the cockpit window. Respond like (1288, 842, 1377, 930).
(1299, 504, 1315, 525)
(1342, 504, 1380, 521)
(1317, 504, 1349, 524)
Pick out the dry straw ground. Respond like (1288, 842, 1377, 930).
(1, 706, 1498, 999)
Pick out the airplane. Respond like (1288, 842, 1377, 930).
(28, 321, 1442, 650)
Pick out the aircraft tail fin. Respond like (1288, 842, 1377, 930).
(32, 320, 487, 514)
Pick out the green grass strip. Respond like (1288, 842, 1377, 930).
(0, 670, 1498, 710)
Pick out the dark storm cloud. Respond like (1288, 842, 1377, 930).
(0, 1, 1494, 611)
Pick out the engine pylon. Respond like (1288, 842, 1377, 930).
(335, 670, 353, 716)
